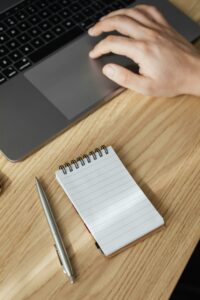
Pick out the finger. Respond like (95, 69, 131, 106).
(135, 5, 170, 26)
(88, 15, 148, 39)
(101, 7, 159, 29)
(135, 5, 188, 44)
(102, 63, 151, 94)
(89, 35, 142, 62)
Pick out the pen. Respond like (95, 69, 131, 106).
(35, 177, 75, 284)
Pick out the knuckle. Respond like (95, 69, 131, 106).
(116, 8, 126, 14)
(113, 14, 129, 23)
(108, 15, 119, 23)
(120, 71, 130, 85)
(143, 81, 155, 95)
(105, 35, 115, 43)
(148, 5, 159, 13)
(144, 27, 162, 42)
(138, 41, 149, 52)
(133, 7, 143, 14)
(113, 15, 125, 23)
(135, 4, 158, 12)
(148, 30, 161, 40)
(128, 7, 135, 13)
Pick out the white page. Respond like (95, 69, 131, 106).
(56, 146, 164, 256)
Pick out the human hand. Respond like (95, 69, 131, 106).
(88, 5, 200, 97)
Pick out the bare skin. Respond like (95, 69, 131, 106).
(88, 5, 200, 97)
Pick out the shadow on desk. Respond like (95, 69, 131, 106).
(0, 171, 12, 194)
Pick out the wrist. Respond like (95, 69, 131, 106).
(183, 52, 200, 96)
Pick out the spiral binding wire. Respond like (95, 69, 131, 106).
(59, 145, 109, 174)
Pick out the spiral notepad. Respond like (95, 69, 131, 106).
(55, 146, 164, 256)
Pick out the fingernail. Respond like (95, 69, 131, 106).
(103, 65, 115, 78)
(89, 50, 95, 58)
(88, 28, 94, 35)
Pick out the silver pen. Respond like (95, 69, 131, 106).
(35, 177, 75, 284)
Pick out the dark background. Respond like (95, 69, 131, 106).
(170, 241, 200, 300)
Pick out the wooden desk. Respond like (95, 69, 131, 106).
(0, 1, 200, 299)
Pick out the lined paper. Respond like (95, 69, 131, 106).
(56, 146, 164, 256)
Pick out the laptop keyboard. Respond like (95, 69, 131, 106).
(0, 0, 135, 85)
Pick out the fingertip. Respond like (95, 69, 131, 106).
(102, 64, 116, 78)
(89, 50, 95, 58)
(88, 28, 94, 35)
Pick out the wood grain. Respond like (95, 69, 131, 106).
(0, 1, 200, 299)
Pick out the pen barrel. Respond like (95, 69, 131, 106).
(35, 179, 74, 280)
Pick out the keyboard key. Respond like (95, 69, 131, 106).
(69, 3, 82, 13)
(0, 23, 5, 32)
(102, 7, 114, 15)
(52, 25, 65, 36)
(18, 21, 30, 31)
(81, 0, 91, 5)
(0, 33, 9, 43)
(14, 57, 31, 71)
(36, 1, 48, 9)
(18, 33, 31, 44)
(26, 5, 37, 15)
(31, 37, 44, 49)
(50, 15, 62, 25)
(39, 9, 51, 19)
(111, 2, 126, 10)
(59, 9, 71, 19)
(0, 73, 6, 84)
(62, 19, 75, 30)
(82, 7, 95, 17)
(20, 44, 34, 55)
(72, 13, 85, 23)
(7, 27, 20, 38)
(39, 20, 51, 31)
(0, 46, 9, 57)
(29, 26, 83, 63)
(4, 17, 17, 27)
(28, 15, 41, 25)
(79, 18, 94, 30)
(0, 57, 12, 69)
(16, 10, 28, 21)
(9, 50, 23, 61)
(93, 13, 105, 22)
(42, 31, 55, 42)
(28, 27, 41, 38)
(61, 0, 71, 7)
(49, 4, 62, 12)
(3, 66, 17, 78)
(7, 39, 20, 51)
(91, 3, 103, 10)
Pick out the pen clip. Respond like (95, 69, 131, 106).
(54, 244, 66, 274)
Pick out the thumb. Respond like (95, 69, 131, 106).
(102, 64, 152, 95)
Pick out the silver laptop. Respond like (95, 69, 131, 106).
(0, 0, 199, 161)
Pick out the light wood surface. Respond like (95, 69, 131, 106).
(0, 1, 200, 299)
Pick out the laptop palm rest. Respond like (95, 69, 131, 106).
(25, 34, 135, 121)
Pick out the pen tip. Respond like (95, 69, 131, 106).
(35, 177, 40, 187)
(69, 275, 75, 284)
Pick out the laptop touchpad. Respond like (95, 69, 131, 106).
(25, 35, 120, 120)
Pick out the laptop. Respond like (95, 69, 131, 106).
(0, 0, 199, 162)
